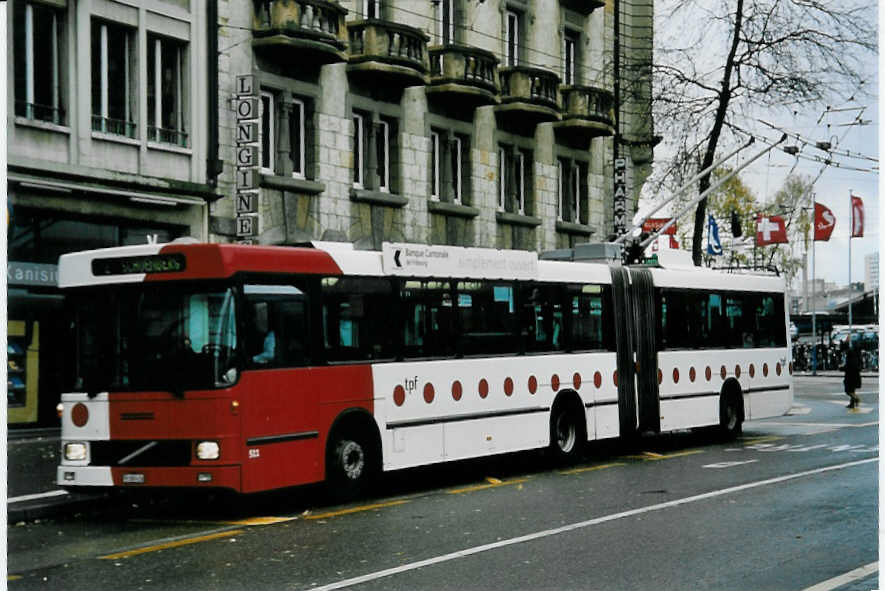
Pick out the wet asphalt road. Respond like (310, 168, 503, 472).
(7, 377, 879, 590)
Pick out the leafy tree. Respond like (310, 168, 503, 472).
(652, 0, 876, 265)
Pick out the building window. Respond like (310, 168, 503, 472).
(13, 1, 64, 124)
(436, 0, 454, 44)
(91, 20, 136, 138)
(504, 10, 520, 67)
(260, 91, 275, 173)
(563, 32, 578, 85)
(431, 129, 469, 204)
(147, 35, 187, 146)
(289, 98, 306, 178)
(499, 145, 530, 215)
(557, 158, 588, 224)
(363, 0, 380, 18)
(353, 111, 399, 192)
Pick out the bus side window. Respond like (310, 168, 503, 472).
(401, 280, 454, 359)
(568, 284, 605, 351)
(322, 277, 396, 362)
(518, 283, 564, 354)
(244, 284, 311, 368)
(456, 281, 517, 356)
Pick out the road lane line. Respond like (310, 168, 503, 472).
(306, 457, 877, 591)
(8, 490, 69, 504)
(226, 516, 297, 526)
(739, 435, 783, 444)
(624, 450, 704, 461)
(305, 500, 410, 520)
(98, 529, 244, 560)
(801, 561, 878, 591)
(559, 462, 625, 475)
(447, 478, 529, 495)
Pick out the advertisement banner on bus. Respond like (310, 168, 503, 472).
(382, 242, 538, 279)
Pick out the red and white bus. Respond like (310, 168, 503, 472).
(57, 240, 793, 497)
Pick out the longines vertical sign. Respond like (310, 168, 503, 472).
(613, 157, 627, 236)
(235, 74, 259, 243)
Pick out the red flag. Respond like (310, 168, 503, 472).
(642, 218, 677, 235)
(813, 202, 836, 241)
(851, 195, 864, 237)
(669, 235, 679, 249)
(756, 215, 788, 246)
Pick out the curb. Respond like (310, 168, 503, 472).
(8, 491, 110, 524)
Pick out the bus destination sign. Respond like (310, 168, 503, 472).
(92, 253, 186, 276)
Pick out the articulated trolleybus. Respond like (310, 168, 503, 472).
(57, 240, 792, 497)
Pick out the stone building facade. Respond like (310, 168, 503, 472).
(211, 0, 655, 252)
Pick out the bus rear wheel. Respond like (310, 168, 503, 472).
(550, 405, 584, 463)
(326, 431, 377, 501)
(719, 392, 744, 439)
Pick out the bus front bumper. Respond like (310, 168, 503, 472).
(58, 465, 242, 491)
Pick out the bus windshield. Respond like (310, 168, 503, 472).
(71, 284, 238, 394)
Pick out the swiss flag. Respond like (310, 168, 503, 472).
(756, 215, 788, 246)
(851, 195, 864, 237)
(813, 202, 836, 241)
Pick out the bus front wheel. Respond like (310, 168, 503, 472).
(719, 392, 744, 439)
(326, 431, 377, 501)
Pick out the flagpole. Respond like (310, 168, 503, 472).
(848, 189, 853, 345)
(811, 229, 817, 375)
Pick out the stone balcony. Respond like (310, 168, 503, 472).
(555, 86, 615, 144)
(427, 44, 500, 107)
(347, 20, 430, 86)
(497, 66, 561, 124)
(252, 0, 348, 67)
(559, 0, 605, 14)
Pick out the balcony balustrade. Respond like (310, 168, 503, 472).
(555, 85, 615, 142)
(252, 0, 348, 66)
(347, 20, 429, 86)
(497, 66, 561, 123)
(427, 44, 500, 106)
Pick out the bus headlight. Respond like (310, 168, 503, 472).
(196, 441, 220, 460)
(64, 442, 88, 461)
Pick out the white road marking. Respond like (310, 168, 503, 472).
(8, 490, 69, 504)
(702, 460, 759, 469)
(306, 458, 877, 591)
(787, 406, 812, 415)
(801, 561, 878, 591)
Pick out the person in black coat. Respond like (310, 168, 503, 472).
(843, 341, 862, 408)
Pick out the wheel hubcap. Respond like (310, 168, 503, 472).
(340, 441, 364, 480)
(556, 415, 576, 452)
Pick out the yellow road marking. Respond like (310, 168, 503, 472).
(99, 529, 244, 560)
(740, 435, 784, 444)
(226, 516, 297, 526)
(625, 450, 704, 461)
(447, 478, 529, 495)
(305, 500, 410, 520)
(8, 575, 22, 581)
(559, 462, 626, 475)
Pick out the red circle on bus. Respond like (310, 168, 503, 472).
(479, 379, 489, 398)
(657, 369, 663, 385)
(504, 377, 514, 396)
(749, 364, 755, 378)
(689, 367, 697, 382)
(672, 368, 680, 384)
(705, 366, 712, 381)
(776, 363, 782, 376)
(393, 385, 406, 406)
(551, 374, 560, 391)
(594, 371, 602, 388)
(71, 403, 89, 427)
(763, 363, 769, 377)
(452, 381, 463, 401)
(573, 372, 582, 390)
(720, 366, 727, 380)
(613, 370, 619, 387)
(528, 376, 538, 394)
(423, 383, 435, 404)
(735, 365, 741, 379)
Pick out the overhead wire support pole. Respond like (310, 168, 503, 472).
(639, 134, 787, 250)
(614, 137, 755, 244)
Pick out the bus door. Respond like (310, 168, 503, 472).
(629, 268, 660, 434)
